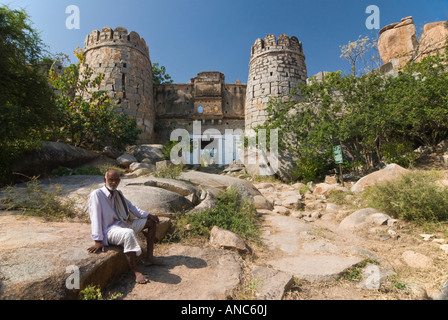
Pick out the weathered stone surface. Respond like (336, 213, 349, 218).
(261, 214, 311, 255)
(367, 212, 392, 226)
(273, 206, 290, 216)
(180, 171, 261, 196)
(251, 266, 294, 300)
(129, 162, 154, 172)
(0, 214, 128, 300)
(281, 195, 302, 210)
(402, 251, 433, 269)
(120, 184, 194, 217)
(135, 176, 201, 203)
(126, 144, 164, 162)
(378, 16, 418, 68)
(338, 208, 380, 231)
(267, 255, 362, 283)
(155, 217, 172, 242)
(116, 154, 137, 168)
(301, 241, 340, 255)
(113, 245, 243, 300)
(186, 189, 216, 215)
(417, 21, 448, 61)
(155, 160, 174, 171)
(227, 182, 255, 203)
(210, 226, 250, 253)
(313, 183, 348, 196)
(253, 195, 273, 210)
(12, 141, 99, 178)
(351, 164, 409, 193)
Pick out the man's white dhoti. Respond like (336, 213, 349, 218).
(107, 218, 148, 256)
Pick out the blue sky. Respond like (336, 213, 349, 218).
(3, 0, 448, 83)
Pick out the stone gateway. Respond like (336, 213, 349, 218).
(81, 28, 307, 148)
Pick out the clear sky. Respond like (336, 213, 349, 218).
(3, 0, 448, 83)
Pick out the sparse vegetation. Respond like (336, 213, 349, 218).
(1, 177, 82, 221)
(152, 163, 186, 179)
(79, 284, 122, 300)
(167, 188, 261, 243)
(363, 171, 448, 225)
(50, 164, 124, 177)
(343, 259, 380, 282)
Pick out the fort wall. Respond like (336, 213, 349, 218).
(82, 27, 155, 143)
(81, 28, 306, 146)
(153, 72, 246, 143)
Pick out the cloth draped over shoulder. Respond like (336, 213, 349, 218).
(114, 190, 132, 224)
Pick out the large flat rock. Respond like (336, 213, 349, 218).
(179, 171, 261, 196)
(267, 255, 363, 283)
(108, 245, 244, 300)
(261, 214, 311, 255)
(0, 214, 128, 300)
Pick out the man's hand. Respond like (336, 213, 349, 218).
(148, 214, 159, 224)
(87, 241, 105, 254)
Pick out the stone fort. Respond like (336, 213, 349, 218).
(82, 27, 307, 153)
(81, 18, 447, 164)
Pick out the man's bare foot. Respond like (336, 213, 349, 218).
(135, 272, 149, 284)
(144, 257, 165, 267)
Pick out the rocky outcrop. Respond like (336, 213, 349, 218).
(0, 214, 128, 300)
(12, 141, 99, 179)
(378, 16, 418, 69)
(417, 21, 448, 61)
(378, 16, 448, 70)
(350, 164, 409, 193)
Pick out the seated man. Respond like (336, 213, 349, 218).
(87, 169, 164, 284)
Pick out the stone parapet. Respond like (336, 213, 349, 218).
(84, 27, 150, 61)
(246, 34, 307, 130)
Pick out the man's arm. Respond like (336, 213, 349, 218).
(87, 191, 105, 253)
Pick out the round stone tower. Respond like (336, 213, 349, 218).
(82, 27, 155, 143)
(245, 34, 307, 130)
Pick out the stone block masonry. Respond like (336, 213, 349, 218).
(82, 27, 155, 143)
(80, 28, 308, 144)
(245, 34, 307, 130)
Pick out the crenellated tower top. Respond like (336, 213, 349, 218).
(250, 34, 304, 62)
(84, 27, 150, 60)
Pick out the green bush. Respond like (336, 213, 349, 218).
(48, 49, 141, 151)
(293, 153, 330, 183)
(381, 139, 416, 168)
(171, 188, 260, 242)
(79, 285, 122, 300)
(364, 171, 448, 224)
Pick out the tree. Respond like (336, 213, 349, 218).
(152, 62, 173, 85)
(0, 5, 57, 184)
(257, 42, 448, 182)
(340, 36, 376, 77)
(49, 48, 141, 151)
